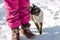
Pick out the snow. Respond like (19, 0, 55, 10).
(0, 0, 60, 40)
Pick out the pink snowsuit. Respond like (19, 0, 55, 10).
(4, 0, 30, 28)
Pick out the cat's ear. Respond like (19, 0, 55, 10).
(32, 4, 36, 7)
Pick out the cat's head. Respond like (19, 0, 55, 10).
(30, 4, 41, 16)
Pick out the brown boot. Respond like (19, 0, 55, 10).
(21, 23, 35, 39)
(11, 28, 20, 40)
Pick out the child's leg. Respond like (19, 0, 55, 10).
(19, 0, 35, 39)
(4, 0, 20, 40)
(19, 0, 30, 24)
(4, 0, 21, 29)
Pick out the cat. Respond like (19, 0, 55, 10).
(30, 4, 43, 34)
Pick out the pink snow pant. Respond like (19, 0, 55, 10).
(4, 0, 30, 29)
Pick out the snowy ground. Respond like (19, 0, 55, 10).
(0, 0, 60, 40)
